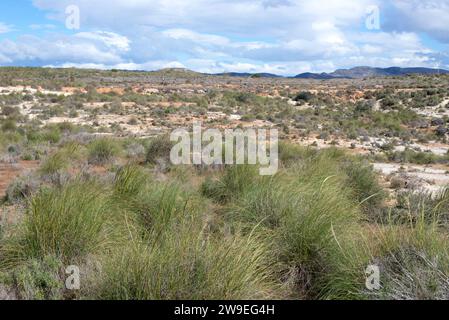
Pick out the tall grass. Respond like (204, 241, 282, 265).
(2, 140, 449, 300)
(364, 217, 449, 300)
(145, 135, 173, 165)
(395, 188, 449, 225)
(201, 165, 259, 204)
(88, 138, 120, 165)
(340, 158, 386, 217)
(88, 230, 278, 300)
(87, 167, 279, 300)
(0, 180, 113, 267)
(224, 150, 370, 299)
(39, 142, 84, 176)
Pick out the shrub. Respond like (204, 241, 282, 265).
(294, 92, 314, 102)
(145, 135, 173, 165)
(1, 120, 17, 132)
(88, 226, 276, 299)
(88, 138, 120, 165)
(365, 221, 449, 300)
(1, 106, 20, 117)
(5, 173, 40, 204)
(10, 255, 64, 300)
(201, 165, 258, 204)
(0, 180, 112, 267)
(125, 142, 146, 160)
(340, 159, 386, 216)
(39, 142, 83, 176)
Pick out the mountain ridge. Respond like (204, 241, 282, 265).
(294, 66, 449, 79)
(207, 66, 449, 79)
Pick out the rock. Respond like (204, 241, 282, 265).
(436, 126, 448, 136)
(431, 118, 445, 126)
(410, 119, 429, 129)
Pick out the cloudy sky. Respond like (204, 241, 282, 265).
(0, 0, 448, 75)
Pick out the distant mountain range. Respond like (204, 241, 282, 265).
(214, 72, 282, 78)
(109, 66, 449, 79)
(210, 66, 449, 79)
(293, 66, 449, 79)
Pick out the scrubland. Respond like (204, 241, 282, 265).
(1, 68, 449, 300)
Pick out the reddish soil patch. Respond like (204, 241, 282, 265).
(96, 87, 125, 95)
(0, 160, 39, 198)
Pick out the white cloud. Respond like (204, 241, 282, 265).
(29, 23, 56, 30)
(0, 34, 124, 65)
(0, 0, 444, 73)
(386, 0, 449, 43)
(75, 31, 131, 51)
(0, 22, 13, 34)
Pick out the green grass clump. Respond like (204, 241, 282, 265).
(3, 137, 449, 300)
(39, 142, 83, 176)
(365, 220, 449, 300)
(90, 178, 277, 300)
(340, 158, 386, 217)
(0, 180, 113, 267)
(9, 255, 64, 300)
(113, 164, 148, 199)
(201, 165, 259, 204)
(86, 170, 278, 300)
(278, 142, 317, 167)
(394, 188, 449, 225)
(387, 148, 447, 165)
(89, 231, 277, 300)
(145, 134, 173, 165)
(225, 150, 370, 299)
(88, 138, 120, 165)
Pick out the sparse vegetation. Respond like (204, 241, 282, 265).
(2, 68, 449, 301)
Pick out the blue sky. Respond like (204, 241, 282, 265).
(0, 0, 448, 75)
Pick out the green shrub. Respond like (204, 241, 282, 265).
(88, 138, 120, 165)
(365, 222, 449, 300)
(11, 255, 64, 300)
(340, 159, 386, 216)
(145, 135, 173, 165)
(88, 228, 277, 300)
(39, 142, 84, 176)
(1, 120, 17, 132)
(0, 180, 112, 267)
(201, 165, 258, 204)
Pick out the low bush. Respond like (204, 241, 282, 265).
(145, 135, 173, 165)
(0, 180, 113, 267)
(88, 138, 120, 165)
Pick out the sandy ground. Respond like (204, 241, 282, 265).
(373, 162, 449, 194)
(0, 160, 39, 225)
(416, 99, 449, 118)
(0, 86, 73, 96)
(0, 160, 39, 198)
